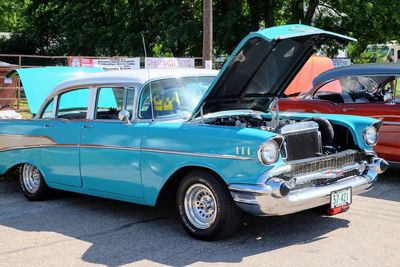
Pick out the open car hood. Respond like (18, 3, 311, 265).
(15, 67, 104, 114)
(192, 24, 356, 117)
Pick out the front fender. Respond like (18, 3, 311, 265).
(140, 122, 279, 205)
(281, 112, 379, 150)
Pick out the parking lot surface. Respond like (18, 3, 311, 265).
(0, 167, 399, 267)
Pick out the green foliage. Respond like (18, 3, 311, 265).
(1, 0, 400, 60)
(0, 0, 30, 32)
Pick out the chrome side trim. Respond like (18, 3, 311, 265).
(80, 145, 254, 160)
(0, 144, 78, 152)
(0, 135, 254, 160)
(140, 147, 254, 160)
(382, 121, 400, 125)
(79, 144, 140, 152)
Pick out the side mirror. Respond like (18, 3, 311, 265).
(118, 110, 131, 124)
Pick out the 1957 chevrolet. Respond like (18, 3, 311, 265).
(0, 25, 388, 240)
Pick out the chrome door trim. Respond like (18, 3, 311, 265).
(382, 121, 400, 125)
(0, 134, 255, 160)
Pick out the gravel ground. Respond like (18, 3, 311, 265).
(0, 167, 399, 267)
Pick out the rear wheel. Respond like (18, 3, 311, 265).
(19, 163, 51, 201)
(176, 170, 242, 241)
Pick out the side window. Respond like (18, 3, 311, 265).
(125, 88, 135, 118)
(41, 99, 54, 119)
(314, 77, 378, 103)
(95, 87, 124, 120)
(57, 88, 90, 120)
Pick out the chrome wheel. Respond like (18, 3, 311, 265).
(184, 183, 217, 229)
(21, 164, 41, 194)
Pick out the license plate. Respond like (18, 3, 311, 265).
(330, 187, 352, 209)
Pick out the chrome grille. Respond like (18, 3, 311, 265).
(293, 169, 359, 190)
(277, 149, 361, 181)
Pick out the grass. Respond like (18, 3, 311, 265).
(15, 100, 33, 119)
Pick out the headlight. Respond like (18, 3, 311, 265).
(258, 140, 280, 165)
(364, 125, 378, 145)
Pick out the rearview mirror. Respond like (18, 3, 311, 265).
(118, 110, 131, 124)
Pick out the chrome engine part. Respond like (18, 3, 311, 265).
(278, 121, 322, 161)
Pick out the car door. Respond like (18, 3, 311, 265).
(79, 87, 146, 200)
(41, 88, 91, 187)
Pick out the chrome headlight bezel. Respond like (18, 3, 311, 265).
(257, 138, 282, 165)
(363, 122, 381, 146)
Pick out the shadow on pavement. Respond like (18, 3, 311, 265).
(0, 179, 349, 266)
(360, 166, 400, 202)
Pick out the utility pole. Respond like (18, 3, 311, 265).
(202, 0, 213, 68)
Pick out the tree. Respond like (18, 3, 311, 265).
(1, 0, 400, 61)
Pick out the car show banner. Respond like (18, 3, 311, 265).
(68, 57, 140, 70)
(145, 57, 195, 69)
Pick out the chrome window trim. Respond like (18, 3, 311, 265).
(124, 87, 137, 120)
(311, 74, 397, 97)
(36, 82, 141, 121)
(35, 82, 139, 120)
(35, 74, 214, 122)
(38, 96, 57, 119)
(54, 87, 92, 120)
(87, 87, 97, 120)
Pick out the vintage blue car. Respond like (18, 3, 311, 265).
(0, 25, 388, 240)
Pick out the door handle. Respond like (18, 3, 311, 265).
(83, 125, 94, 129)
(342, 107, 355, 112)
(44, 124, 55, 128)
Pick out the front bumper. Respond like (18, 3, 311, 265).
(229, 157, 387, 216)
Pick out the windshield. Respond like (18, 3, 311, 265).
(139, 76, 215, 120)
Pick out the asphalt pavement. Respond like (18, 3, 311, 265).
(0, 167, 399, 267)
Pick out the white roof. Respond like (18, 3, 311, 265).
(53, 68, 219, 92)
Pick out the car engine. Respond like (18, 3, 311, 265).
(203, 113, 355, 161)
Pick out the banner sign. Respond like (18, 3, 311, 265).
(68, 57, 140, 70)
(145, 57, 195, 69)
(332, 58, 351, 68)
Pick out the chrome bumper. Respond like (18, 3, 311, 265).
(229, 157, 388, 216)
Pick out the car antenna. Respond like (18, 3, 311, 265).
(142, 33, 155, 122)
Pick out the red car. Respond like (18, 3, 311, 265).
(279, 64, 400, 163)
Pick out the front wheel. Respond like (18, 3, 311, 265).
(176, 170, 242, 241)
(19, 163, 51, 201)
